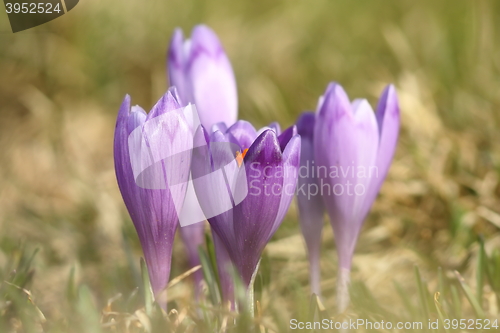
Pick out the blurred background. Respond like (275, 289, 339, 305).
(1, 0, 499, 331)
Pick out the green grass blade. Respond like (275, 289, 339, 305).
(394, 280, 417, 318)
(449, 284, 461, 318)
(197, 246, 221, 306)
(205, 231, 221, 290)
(454, 271, 485, 319)
(77, 285, 102, 333)
(433, 292, 449, 333)
(476, 237, 485, 305)
(414, 266, 431, 320)
(66, 265, 77, 303)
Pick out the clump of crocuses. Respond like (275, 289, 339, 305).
(115, 23, 400, 316)
(296, 83, 400, 311)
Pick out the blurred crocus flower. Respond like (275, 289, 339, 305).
(314, 83, 400, 312)
(296, 112, 325, 296)
(168, 24, 237, 130)
(114, 89, 194, 307)
(191, 121, 301, 307)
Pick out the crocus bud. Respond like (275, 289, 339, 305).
(296, 112, 325, 296)
(191, 121, 301, 306)
(114, 89, 194, 307)
(168, 25, 237, 129)
(313, 83, 400, 312)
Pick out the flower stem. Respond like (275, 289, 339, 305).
(309, 249, 321, 297)
(337, 267, 351, 314)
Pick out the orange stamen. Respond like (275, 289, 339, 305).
(235, 148, 249, 167)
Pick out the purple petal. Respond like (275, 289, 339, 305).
(191, 125, 212, 179)
(268, 122, 281, 135)
(351, 99, 379, 174)
(270, 133, 301, 236)
(211, 121, 228, 134)
(191, 128, 235, 223)
(232, 130, 283, 284)
(356, 86, 400, 222)
(187, 25, 237, 129)
(296, 112, 315, 140)
(147, 89, 182, 120)
(225, 120, 258, 150)
(208, 129, 239, 170)
(277, 125, 298, 152)
(374, 85, 400, 191)
(167, 29, 190, 105)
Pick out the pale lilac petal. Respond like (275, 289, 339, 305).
(225, 120, 258, 150)
(233, 130, 283, 284)
(277, 124, 298, 152)
(191, 128, 235, 224)
(270, 133, 301, 235)
(127, 106, 147, 134)
(268, 122, 281, 135)
(349, 99, 380, 220)
(211, 121, 228, 134)
(209, 130, 239, 170)
(374, 85, 400, 192)
(187, 25, 237, 129)
(167, 29, 190, 105)
(147, 89, 182, 120)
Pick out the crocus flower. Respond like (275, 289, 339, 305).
(168, 24, 237, 130)
(114, 88, 194, 307)
(296, 112, 325, 296)
(191, 121, 301, 306)
(313, 83, 400, 312)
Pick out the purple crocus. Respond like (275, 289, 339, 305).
(114, 89, 194, 307)
(296, 112, 325, 297)
(191, 121, 301, 305)
(168, 24, 237, 130)
(313, 83, 400, 312)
